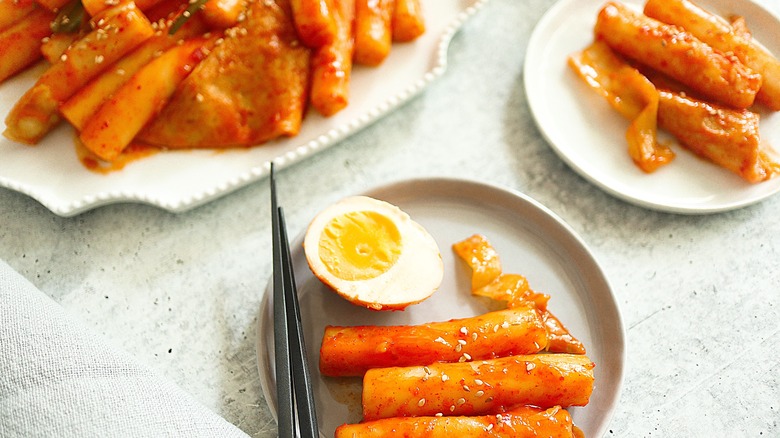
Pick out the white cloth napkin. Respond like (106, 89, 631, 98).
(0, 260, 250, 437)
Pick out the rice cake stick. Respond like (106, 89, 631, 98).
(320, 306, 548, 377)
(3, 2, 154, 144)
(595, 1, 761, 109)
(644, 0, 780, 110)
(362, 353, 595, 420)
(336, 405, 576, 437)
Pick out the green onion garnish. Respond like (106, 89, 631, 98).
(168, 0, 210, 35)
(51, 0, 85, 34)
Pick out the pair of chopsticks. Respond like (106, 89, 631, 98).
(270, 163, 319, 438)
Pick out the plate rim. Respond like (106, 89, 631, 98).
(255, 176, 626, 437)
(523, 0, 780, 214)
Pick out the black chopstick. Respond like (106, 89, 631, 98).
(270, 163, 319, 438)
(279, 207, 319, 437)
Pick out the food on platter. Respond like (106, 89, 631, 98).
(569, 0, 780, 182)
(392, 0, 425, 42)
(643, 0, 780, 110)
(303, 196, 443, 311)
(353, 0, 393, 66)
(201, 0, 246, 29)
(319, 306, 548, 377)
(82, 0, 164, 15)
(0, 0, 38, 32)
(4, 3, 155, 144)
(0, 9, 55, 84)
(35, 0, 70, 13)
(59, 16, 209, 132)
(323, 232, 591, 434)
(361, 353, 595, 420)
(1, 0, 426, 166)
(335, 405, 576, 437)
(309, 0, 355, 117)
(40, 33, 80, 64)
(80, 35, 218, 160)
(290, 0, 338, 47)
(136, 0, 311, 148)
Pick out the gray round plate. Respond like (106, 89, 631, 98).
(257, 177, 625, 436)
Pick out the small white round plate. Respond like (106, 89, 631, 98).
(256, 178, 625, 437)
(0, 0, 487, 217)
(524, 0, 780, 214)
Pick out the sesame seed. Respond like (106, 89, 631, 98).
(60, 54, 68, 62)
(474, 379, 483, 386)
(472, 332, 478, 341)
(450, 405, 456, 412)
(501, 321, 510, 329)
(441, 374, 449, 382)
(457, 398, 466, 405)
(526, 362, 536, 371)
(462, 385, 470, 392)
(455, 344, 462, 352)
(493, 324, 499, 332)
(460, 327, 468, 335)
(486, 424, 494, 431)
(463, 353, 472, 361)
(457, 339, 467, 345)
(486, 397, 494, 403)
(476, 390, 485, 397)
(435, 413, 443, 417)
(424, 366, 431, 375)
(95, 55, 104, 64)
(418, 398, 426, 407)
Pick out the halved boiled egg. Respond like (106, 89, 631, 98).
(303, 196, 443, 311)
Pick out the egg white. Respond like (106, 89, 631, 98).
(303, 196, 443, 310)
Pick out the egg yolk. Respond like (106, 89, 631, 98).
(318, 210, 402, 281)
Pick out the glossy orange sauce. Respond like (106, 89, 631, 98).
(76, 139, 159, 174)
